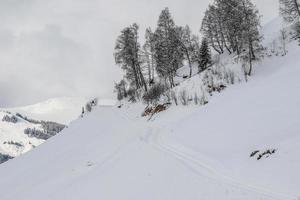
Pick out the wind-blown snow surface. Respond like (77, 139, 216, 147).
(0, 40, 299, 199)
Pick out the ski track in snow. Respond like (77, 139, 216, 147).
(116, 107, 296, 200)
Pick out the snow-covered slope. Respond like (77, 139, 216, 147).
(0, 39, 299, 199)
(0, 111, 44, 160)
(0, 97, 116, 164)
(5, 97, 88, 125)
(165, 40, 300, 197)
(0, 19, 299, 199)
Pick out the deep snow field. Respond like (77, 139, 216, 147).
(0, 18, 299, 200)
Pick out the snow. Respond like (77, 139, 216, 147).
(0, 104, 294, 200)
(165, 42, 300, 197)
(0, 111, 44, 157)
(5, 97, 88, 125)
(0, 17, 299, 200)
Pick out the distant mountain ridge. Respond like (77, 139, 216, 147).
(0, 110, 66, 164)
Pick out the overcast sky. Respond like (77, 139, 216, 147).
(0, 0, 279, 107)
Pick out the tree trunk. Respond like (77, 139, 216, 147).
(137, 63, 148, 91)
(131, 60, 140, 89)
(184, 49, 193, 78)
(248, 42, 253, 76)
(294, 0, 300, 19)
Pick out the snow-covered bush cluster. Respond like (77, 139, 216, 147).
(112, 0, 300, 116)
(0, 153, 13, 164)
(13, 112, 66, 140)
(81, 98, 99, 117)
(3, 141, 23, 147)
(142, 83, 167, 105)
(113, 1, 265, 110)
(24, 128, 56, 140)
(41, 121, 65, 135)
(2, 115, 18, 123)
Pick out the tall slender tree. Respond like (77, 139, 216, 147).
(143, 27, 156, 85)
(199, 38, 212, 72)
(114, 23, 147, 91)
(153, 8, 184, 88)
(176, 25, 200, 78)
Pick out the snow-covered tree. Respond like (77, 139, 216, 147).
(114, 79, 127, 100)
(279, 0, 300, 23)
(153, 8, 184, 88)
(199, 38, 212, 72)
(143, 27, 156, 85)
(175, 25, 200, 78)
(280, 0, 300, 44)
(201, 0, 262, 76)
(114, 23, 148, 91)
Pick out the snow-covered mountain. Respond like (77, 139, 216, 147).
(0, 97, 88, 163)
(0, 18, 299, 200)
(5, 97, 88, 124)
(0, 110, 66, 163)
(0, 111, 43, 162)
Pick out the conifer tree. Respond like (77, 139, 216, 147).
(143, 27, 156, 85)
(153, 8, 184, 88)
(114, 23, 147, 91)
(199, 38, 212, 72)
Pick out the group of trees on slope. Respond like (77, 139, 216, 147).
(280, 0, 300, 42)
(114, 0, 300, 104)
(114, 7, 213, 102)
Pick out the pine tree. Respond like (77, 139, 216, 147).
(114, 23, 147, 91)
(153, 8, 184, 88)
(199, 38, 212, 72)
(143, 27, 156, 85)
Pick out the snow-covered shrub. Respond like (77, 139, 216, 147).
(85, 103, 92, 112)
(3, 141, 23, 147)
(194, 93, 199, 105)
(41, 121, 65, 135)
(127, 88, 138, 103)
(179, 89, 188, 106)
(199, 92, 208, 105)
(0, 153, 13, 164)
(171, 91, 178, 106)
(85, 98, 98, 113)
(24, 128, 54, 140)
(2, 115, 18, 123)
(226, 70, 235, 85)
(142, 83, 167, 105)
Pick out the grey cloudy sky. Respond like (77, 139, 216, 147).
(0, 0, 279, 107)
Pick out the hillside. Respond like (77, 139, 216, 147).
(0, 36, 299, 200)
(5, 97, 88, 124)
(0, 111, 43, 162)
(0, 110, 66, 163)
(0, 14, 299, 200)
